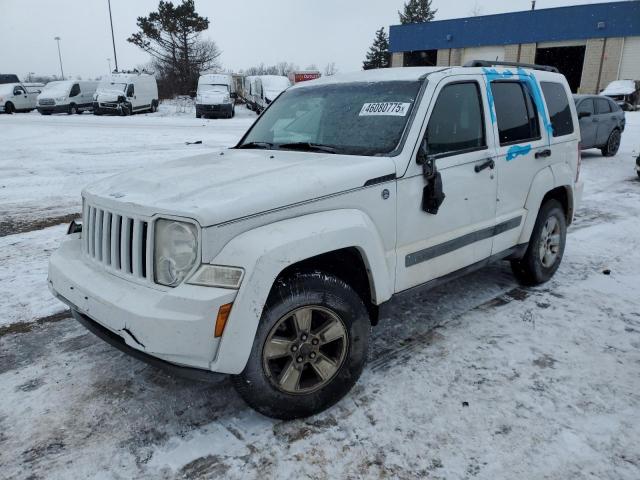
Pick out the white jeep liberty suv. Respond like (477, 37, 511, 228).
(49, 62, 583, 419)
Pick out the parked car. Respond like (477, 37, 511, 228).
(0, 82, 40, 113)
(601, 80, 640, 111)
(93, 72, 158, 115)
(287, 70, 322, 85)
(574, 94, 625, 157)
(195, 73, 236, 119)
(253, 75, 291, 113)
(49, 63, 582, 419)
(37, 80, 98, 115)
(0, 74, 20, 85)
(635, 150, 640, 179)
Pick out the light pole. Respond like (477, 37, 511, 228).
(107, 58, 112, 73)
(107, 0, 118, 71)
(54, 36, 64, 80)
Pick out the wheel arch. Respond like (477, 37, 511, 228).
(209, 209, 394, 374)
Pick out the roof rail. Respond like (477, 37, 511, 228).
(464, 60, 559, 73)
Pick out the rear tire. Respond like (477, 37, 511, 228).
(232, 271, 370, 420)
(601, 129, 621, 157)
(511, 199, 567, 286)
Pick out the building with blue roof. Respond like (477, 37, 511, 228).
(389, 1, 640, 93)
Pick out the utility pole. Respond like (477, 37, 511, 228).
(531, 1, 536, 10)
(107, 0, 118, 71)
(107, 58, 112, 73)
(54, 36, 64, 80)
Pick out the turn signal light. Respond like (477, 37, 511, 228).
(215, 303, 233, 338)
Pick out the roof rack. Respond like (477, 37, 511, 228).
(463, 60, 559, 73)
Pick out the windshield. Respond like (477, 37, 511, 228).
(96, 82, 126, 94)
(41, 81, 71, 96)
(238, 81, 422, 156)
(198, 84, 229, 94)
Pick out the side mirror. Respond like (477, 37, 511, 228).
(230, 92, 238, 99)
(578, 111, 591, 119)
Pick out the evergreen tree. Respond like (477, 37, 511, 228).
(362, 27, 390, 70)
(398, 0, 437, 24)
(128, 0, 221, 96)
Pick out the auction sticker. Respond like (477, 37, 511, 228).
(359, 102, 411, 116)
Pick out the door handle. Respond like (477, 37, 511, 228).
(474, 158, 495, 173)
(535, 149, 552, 159)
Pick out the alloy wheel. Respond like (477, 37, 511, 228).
(539, 215, 561, 268)
(262, 306, 348, 394)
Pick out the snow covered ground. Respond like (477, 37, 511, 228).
(0, 109, 639, 479)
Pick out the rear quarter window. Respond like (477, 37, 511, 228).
(541, 82, 574, 137)
(596, 98, 612, 114)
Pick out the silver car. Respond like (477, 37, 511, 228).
(574, 95, 625, 157)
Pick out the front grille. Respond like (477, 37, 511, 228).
(101, 102, 119, 108)
(39, 98, 55, 106)
(83, 202, 152, 282)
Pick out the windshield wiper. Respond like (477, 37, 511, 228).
(278, 142, 338, 154)
(237, 142, 276, 150)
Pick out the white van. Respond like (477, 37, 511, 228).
(37, 80, 98, 115)
(0, 82, 40, 113)
(243, 76, 259, 111)
(254, 75, 291, 113)
(93, 72, 158, 116)
(195, 73, 236, 119)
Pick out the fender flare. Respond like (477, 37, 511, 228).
(518, 166, 555, 245)
(209, 209, 393, 374)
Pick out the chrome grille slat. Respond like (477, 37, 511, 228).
(83, 201, 151, 282)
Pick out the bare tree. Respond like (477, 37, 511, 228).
(324, 62, 338, 76)
(470, 1, 483, 16)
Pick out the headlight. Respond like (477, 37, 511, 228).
(154, 219, 198, 287)
(188, 265, 244, 289)
(224, 95, 230, 103)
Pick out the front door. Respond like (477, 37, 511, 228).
(577, 98, 597, 149)
(395, 76, 498, 292)
(12, 86, 29, 110)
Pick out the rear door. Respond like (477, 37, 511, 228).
(487, 73, 552, 254)
(395, 75, 498, 291)
(576, 98, 597, 148)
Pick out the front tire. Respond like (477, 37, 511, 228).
(4, 102, 14, 114)
(232, 271, 370, 420)
(68, 104, 78, 115)
(601, 129, 621, 157)
(511, 199, 567, 285)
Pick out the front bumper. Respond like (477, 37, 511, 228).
(196, 103, 233, 117)
(37, 105, 69, 114)
(48, 235, 237, 372)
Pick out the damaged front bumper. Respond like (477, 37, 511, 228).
(48, 235, 237, 374)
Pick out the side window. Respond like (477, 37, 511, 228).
(13, 87, 25, 95)
(595, 98, 611, 114)
(491, 81, 541, 145)
(609, 99, 620, 112)
(70, 84, 81, 97)
(126, 84, 134, 97)
(540, 82, 574, 137)
(577, 99, 594, 116)
(425, 82, 486, 157)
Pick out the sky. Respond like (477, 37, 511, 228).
(0, 0, 617, 80)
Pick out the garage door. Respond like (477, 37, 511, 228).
(462, 45, 505, 65)
(620, 37, 640, 80)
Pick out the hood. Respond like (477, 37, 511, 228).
(96, 90, 124, 102)
(601, 80, 636, 96)
(197, 92, 228, 104)
(83, 149, 396, 226)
